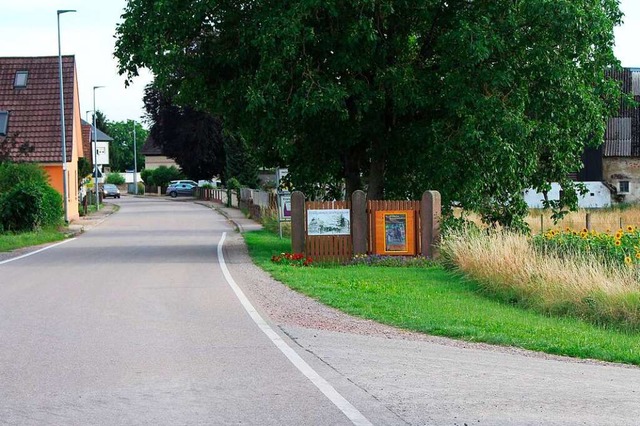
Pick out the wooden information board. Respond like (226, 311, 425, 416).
(374, 210, 416, 255)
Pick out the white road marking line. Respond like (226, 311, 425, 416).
(217, 232, 373, 426)
(0, 238, 75, 265)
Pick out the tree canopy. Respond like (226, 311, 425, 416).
(143, 85, 226, 181)
(102, 119, 148, 173)
(115, 0, 624, 227)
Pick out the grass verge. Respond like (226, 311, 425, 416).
(0, 228, 67, 252)
(244, 230, 640, 366)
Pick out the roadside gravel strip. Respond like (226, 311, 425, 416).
(221, 230, 639, 370)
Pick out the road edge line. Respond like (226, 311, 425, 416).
(0, 238, 76, 266)
(217, 232, 373, 426)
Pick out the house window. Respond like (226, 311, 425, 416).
(633, 71, 640, 96)
(14, 71, 28, 88)
(619, 181, 630, 194)
(0, 111, 8, 136)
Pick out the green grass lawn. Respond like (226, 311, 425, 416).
(0, 228, 67, 252)
(244, 230, 640, 365)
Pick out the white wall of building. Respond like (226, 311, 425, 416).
(524, 182, 612, 208)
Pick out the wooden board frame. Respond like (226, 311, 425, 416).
(374, 210, 416, 255)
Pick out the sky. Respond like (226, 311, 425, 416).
(0, 0, 638, 127)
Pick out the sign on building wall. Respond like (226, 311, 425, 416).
(96, 141, 110, 165)
(374, 210, 416, 255)
(307, 209, 350, 236)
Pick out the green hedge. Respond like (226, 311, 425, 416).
(0, 181, 63, 232)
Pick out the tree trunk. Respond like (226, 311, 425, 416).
(344, 147, 363, 200)
(367, 155, 385, 201)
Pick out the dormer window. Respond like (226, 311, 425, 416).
(14, 71, 28, 88)
(0, 111, 8, 136)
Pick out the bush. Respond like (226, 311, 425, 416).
(152, 166, 183, 188)
(140, 169, 154, 187)
(226, 177, 241, 190)
(0, 162, 48, 192)
(0, 182, 45, 232)
(105, 173, 126, 185)
(40, 185, 63, 227)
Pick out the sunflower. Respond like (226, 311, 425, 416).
(627, 225, 635, 233)
(625, 256, 633, 265)
(615, 240, 622, 247)
(635, 252, 640, 260)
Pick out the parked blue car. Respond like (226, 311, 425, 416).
(165, 182, 196, 198)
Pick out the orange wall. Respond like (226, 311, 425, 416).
(40, 69, 83, 222)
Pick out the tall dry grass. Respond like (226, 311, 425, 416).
(440, 229, 640, 330)
(527, 208, 640, 234)
(454, 206, 640, 234)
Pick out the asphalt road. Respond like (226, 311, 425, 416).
(1, 196, 640, 425)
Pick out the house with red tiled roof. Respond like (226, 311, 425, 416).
(0, 55, 84, 220)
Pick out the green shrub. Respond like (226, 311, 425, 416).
(0, 162, 48, 192)
(0, 180, 63, 232)
(152, 166, 183, 188)
(226, 177, 241, 190)
(40, 185, 63, 227)
(105, 173, 126, 185)
(140, 169, 154, 186)
(0, 182, 44, 232)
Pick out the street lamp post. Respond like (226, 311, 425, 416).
(132, 120, 138, 195)
(93, 86, 104, 211)
(57, 9, 76, 223)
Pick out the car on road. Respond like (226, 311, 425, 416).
(169, 179, 198, 187)
(101, 184, 121, 199)
(166, 182, 196, 198)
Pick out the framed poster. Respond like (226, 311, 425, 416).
(278, 193, 292, 221)
(374, 210, 416, 255)
(307, 209, 351, 235)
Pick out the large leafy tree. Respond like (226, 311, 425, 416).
(143, 85, 226, 181)
(103, 119, 148, 173)
(116, 0, 624, 227)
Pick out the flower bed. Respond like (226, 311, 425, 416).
(271, 252, 313, 267)
(533, 226, 640, 267)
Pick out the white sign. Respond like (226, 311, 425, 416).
(307, 209, 350, 236)
(279, 193, 291, 221)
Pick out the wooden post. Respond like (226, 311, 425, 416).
(586, 213, 591, 231)
(351, 190, 367, 256)
(291, 191, 306, 254)
(421, 191, 441, 259)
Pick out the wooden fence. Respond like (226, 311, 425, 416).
(305, 200, 353, 263)
(367, 199, 422, 255)
(195, 187, 276, 219)
(291, 190, 441, 263)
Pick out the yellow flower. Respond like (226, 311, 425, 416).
(580, 231, 588, 239)
(635, 252, 640, 260)
(627, 225, 635, 233)
(606, 228, 611, 233)
(615, 240, 622, 247)
(582, 228, 588, 233)
(625, 256, 632, 265)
